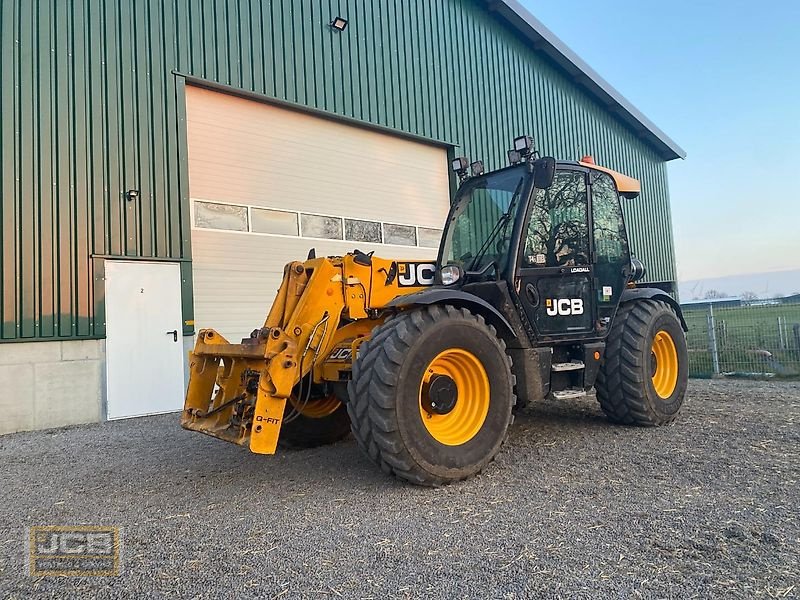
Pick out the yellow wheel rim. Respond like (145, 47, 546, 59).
(287, 394, 341, 419)
(418, 348, 490, 446)
(651, 330, 679, 398)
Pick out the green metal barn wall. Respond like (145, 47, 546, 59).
(0, 0, 676, 342)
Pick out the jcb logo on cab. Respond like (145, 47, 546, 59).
(398, 262, 436, 288)
(546, 298, 584, 316)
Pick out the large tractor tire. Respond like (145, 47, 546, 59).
(279, 393, 351, 448)
(596, 299, 688, 425)
(347, 305, 516, 486)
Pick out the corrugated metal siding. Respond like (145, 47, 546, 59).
(0, 0, 191, 340)
(1, 0, 677, 341)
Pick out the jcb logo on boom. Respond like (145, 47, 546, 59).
(546, 298, 584, 316)
(327, 347, 353, 362)
(398, 262, 436, 288)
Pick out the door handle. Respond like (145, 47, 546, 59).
(166, 329, 178, 342)
(525, 283, 539, 307)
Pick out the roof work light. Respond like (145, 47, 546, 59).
(451, 156, 471, 182)
(451, 156, 469, 172)
(513, 135, 534, 155)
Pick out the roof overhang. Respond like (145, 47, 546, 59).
(484, 0, 686, 161)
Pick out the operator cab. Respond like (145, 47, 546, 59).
(437, 135, 642, 345)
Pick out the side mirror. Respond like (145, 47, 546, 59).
(532, 157, 556, 189)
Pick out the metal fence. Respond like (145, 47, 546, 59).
(682, 301, 800, 379)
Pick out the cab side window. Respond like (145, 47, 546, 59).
(524, 170, 589, 267)
(591, 171, 629, 267)
(591, 171, 630, 320)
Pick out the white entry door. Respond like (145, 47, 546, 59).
(105, 261, 185, 419)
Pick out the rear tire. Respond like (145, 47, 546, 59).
(347, 305, 516, 486)
(596, 299, 688, 425)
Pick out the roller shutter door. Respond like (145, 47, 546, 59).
(186, 86, 450, 342)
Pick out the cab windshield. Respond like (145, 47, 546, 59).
(440, 167, 529, 277)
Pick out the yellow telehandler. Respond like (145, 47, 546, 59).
(182, 136, 688, 485)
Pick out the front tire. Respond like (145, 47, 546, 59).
(596, 299, 688, 425)
(279, 393, 351, 448)
(347, 305, 516, 486)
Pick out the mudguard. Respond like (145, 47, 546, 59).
(387, 288, 515, 338)
(620, 287, 687, 331)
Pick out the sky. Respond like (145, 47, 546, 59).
(519, 0, 800, 284)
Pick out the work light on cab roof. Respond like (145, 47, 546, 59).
(508, 134, 539, 165)
(451, 156, 470, 182)
(513, 135, 534, 156)
(470, 160, 484, 177)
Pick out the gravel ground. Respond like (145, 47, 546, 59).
(1, 379, 798, 599)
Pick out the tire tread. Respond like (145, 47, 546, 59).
(596, 299, 684, 426)
(347, 305, 515, 486)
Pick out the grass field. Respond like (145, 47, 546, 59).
(682, 303, 800, 379)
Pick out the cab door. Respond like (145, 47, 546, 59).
(589, 170, 631, 335)
(516, 168, 595, 339)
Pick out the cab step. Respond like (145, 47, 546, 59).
(550, 388, 589, 400)
(551, 361, 585, 372)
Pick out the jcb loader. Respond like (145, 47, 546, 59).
(182, 135, 688, 486)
